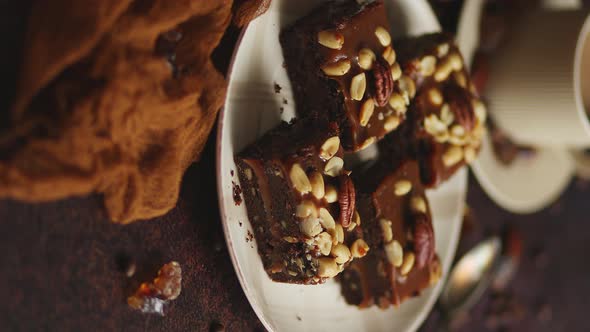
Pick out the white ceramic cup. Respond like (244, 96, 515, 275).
(484, 10, 590, 147)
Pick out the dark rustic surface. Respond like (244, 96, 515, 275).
(2, 1, 590, 331)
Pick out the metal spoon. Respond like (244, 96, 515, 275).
(437, 237, 502, 330)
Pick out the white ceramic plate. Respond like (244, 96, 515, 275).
(456, 0, 576, 214)
(217, 1, 466, 331)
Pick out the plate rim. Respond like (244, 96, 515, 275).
(215, 26, 278, 332)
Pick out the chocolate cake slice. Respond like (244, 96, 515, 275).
(340, 160, 442, 308)
(280, 0, 415, 151)
(381, 33, 487, 187)
(235, 120, 368, 284)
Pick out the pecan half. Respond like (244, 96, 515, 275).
(338, 175, 355, 227)
(413, 214, 435, 269)
(445, 84, 476, 131)
(370, 57, 394, 107)
(233, 0, 272, 27)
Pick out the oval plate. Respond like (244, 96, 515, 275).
(217, 1, 466, 331)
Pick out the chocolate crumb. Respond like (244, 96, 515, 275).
(239, 221, 243, 227)
(230, 170, 234, 177)
(246, 230, 254, 243)
(274, 82, 282, 94)
(282, 98, 288, 105)
(232, 181, 243, 206)
(279, 107, 284, 114)
(296, 315, 302, 321)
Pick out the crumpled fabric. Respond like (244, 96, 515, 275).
(0, 0, 232, 223)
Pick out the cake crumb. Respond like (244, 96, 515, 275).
(232, 181, 243, 206)
(274, 82, 282, 93)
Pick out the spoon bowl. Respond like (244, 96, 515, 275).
(439, 237, 502, 316)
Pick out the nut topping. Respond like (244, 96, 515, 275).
(400, 252, 416, 275)
(317, 257, 338, 278)
(350, 73, 367, 101)
(296, 200, 316, 218)
(439, 103, 454, 126)
(374, 26, 391, 46)
(384, 240, 403, 267)
(394, 180, 412, 196)
(319, 136, 340, 160)
(398, 75, 416, 99)
(453, 71, 467, 88)
(316, 232, 333, 256)
(317, 30, 344, 50)
(359, 99, 375, 127)
(310, 172, 325, 199)
(413, 214, 435, 269)
(357, 137, 375, 151)
(358, 48, 376, 70)
(442, 145, 464, 167)
(300, 217, 322, 237)
(429, 258, 443, 286)
(353, 210, 361, 226)
(379, 218, 393, 242)
(473, 100, 487, 125)
(434, 57, 453, 82)
(350, 239, 370, 258)
(428, 88, 443, 106)
(290, 163, 311, 194)
(448, 53, 463, 71)
(464, 146, 477, 163)
(411, 196, 427, 214)
(338, 176, 356, 228)
(283, 236, 298, 243)
(371, 58, 394, 107)
(390, 62, 402, 81)
(451, 124, 465, 137)
(382, 46, 396, 65)
(447, 84, 476, 131)
(324, 184, 338, 203)
(388, 93, 406, 112)
(437, 43, 450, 58)
(319, 207, 336, 230)
(322, 59, 351, 76)
(420, 55, 437, 76)
(331, 244, 351, 264)
(244, 168, 253, 181)
(324, 157, 344, 177)
(384, 115, 400, 132)
(424, 114, 448, 136)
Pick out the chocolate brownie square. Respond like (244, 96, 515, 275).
(382, 33, 487, 187)
(280, 0, 416, 151)
(235, 119, 369, 284)
(340, 160, 442, 308)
